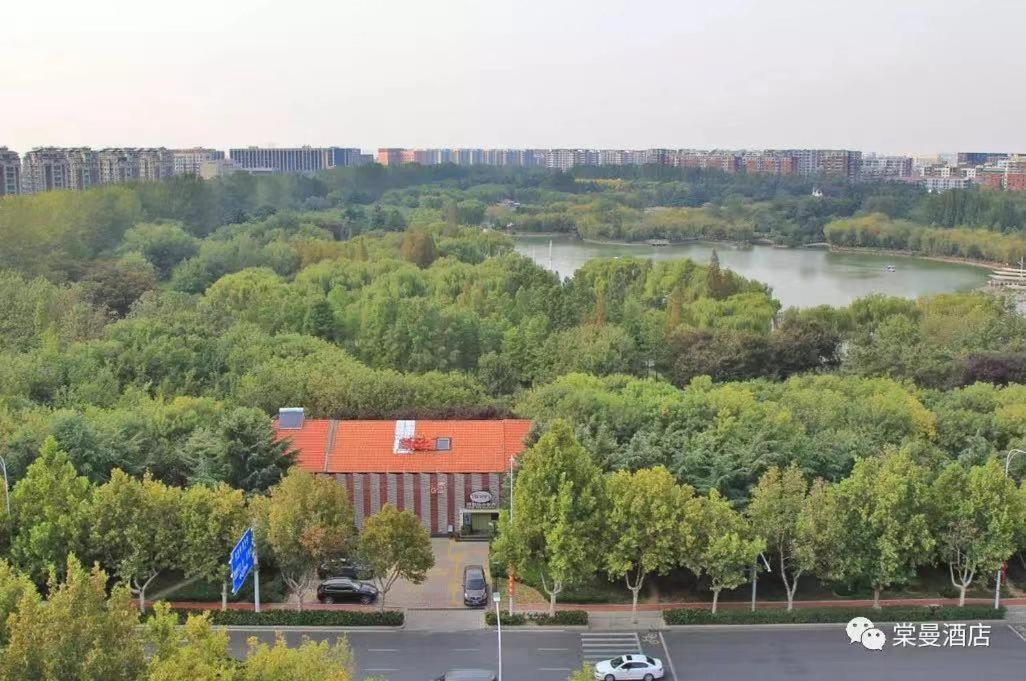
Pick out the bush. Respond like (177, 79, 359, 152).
(663, 605, 1005, 625)
(485, 611, 526, 626)
(165, 608, 404, 627)
(485, 610, 588, 626)
(529, 610, 589, 626)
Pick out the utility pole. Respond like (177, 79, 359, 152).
(750, 553, 772, 612)
(253, 531, 262, 614)
(493, 592, 503, 681)
(0, 456, 9, 515)
(508, 455, 515, 616)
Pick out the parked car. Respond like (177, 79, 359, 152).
(432, 670, 496, 681)
(318, 557, 374, 580)
(593, 655, 664, 681)
(315, 578, 378, 605)
(462, 565, 489, 607)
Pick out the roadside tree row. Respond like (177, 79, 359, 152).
(0, 437, 433, 612)
(494, 421, 1026, 621)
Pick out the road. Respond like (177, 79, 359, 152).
(225, 622, 1026, 681)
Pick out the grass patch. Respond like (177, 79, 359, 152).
(485, 610, 588, 626)
(663, 604, 1005, 625)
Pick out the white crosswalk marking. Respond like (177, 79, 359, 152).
(580, 632, 643, 663)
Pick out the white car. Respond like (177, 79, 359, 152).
(593, 654, 665, 681)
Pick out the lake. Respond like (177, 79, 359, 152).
(514, 235, 992, 309)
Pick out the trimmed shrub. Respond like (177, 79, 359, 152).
(165, 608, 403, 627)
(529, 611, 589, 626)
(485, 610, 588, 626)
(663, 605, 1004, 625)
(485, 611, 527, 626)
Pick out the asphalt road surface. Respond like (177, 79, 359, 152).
(661, 623, 1026, 681)
(225, 622, 1026, 681)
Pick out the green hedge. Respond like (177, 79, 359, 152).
(170, 609, 404, 627)
(486, 610, 588, 626)
(663, 605, 1005, 625)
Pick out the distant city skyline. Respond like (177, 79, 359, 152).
(4, 0, 1026, 155)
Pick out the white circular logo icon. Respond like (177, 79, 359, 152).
(469, 490, 493, 504)
(846, 617, 875, 645)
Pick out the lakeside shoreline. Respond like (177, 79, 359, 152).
(511, 232, 1002, 272)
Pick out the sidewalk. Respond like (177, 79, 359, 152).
(160, 595, 1026, 613)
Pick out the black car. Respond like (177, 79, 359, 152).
(316, 578, 378, 604)
(462, 565, 489, 607)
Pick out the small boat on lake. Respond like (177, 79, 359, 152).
(884, 264, 896, 272)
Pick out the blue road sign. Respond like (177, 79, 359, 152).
(230, 528, 255, 595)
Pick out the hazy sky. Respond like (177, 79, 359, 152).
(5, 0, 1025, 154)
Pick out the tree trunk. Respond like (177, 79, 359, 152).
(872, 588, 881, 609)
(780, 552, 801, 612)
(134, 573, 159, 613)
(221, 580, 228, 612)
(711, 588, 721, 615)
(627, 569, 645, 625)
(959, 584, 967, 607)
(549, 589, 557, 617)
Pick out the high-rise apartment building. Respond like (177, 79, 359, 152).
(376, 148, 405, 166)
(742, 151, 798, 175)
(794, 149, 862, 179)
(98, 148, 140, 184)
(21, 148, 73, 193)
(173, 148, 226, 175)
(859, 154, 913, 181)
(137, 148, 175, 181)
(65, 148, 100, 189)
(0, 148, 20, 196)
(957, 152, 1009, 167)
(230, 146, 359, 173)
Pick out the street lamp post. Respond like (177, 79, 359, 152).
(508, 455, 515, 616)
(493, 591, 502, 681)
(995, 449, 1025, 610)
(750, 553, 772, 612)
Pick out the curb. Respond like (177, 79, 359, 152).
(214, 625, 405, 632)
(486, 625, 589, 631)
(662, 618, 1010, 633)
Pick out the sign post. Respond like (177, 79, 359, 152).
(230, 528, 260, 613)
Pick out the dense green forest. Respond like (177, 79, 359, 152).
(1, 163, 1026, 625)
(1, 164, 1026, 496)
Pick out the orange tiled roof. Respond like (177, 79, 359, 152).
(275, 419, 533, 473)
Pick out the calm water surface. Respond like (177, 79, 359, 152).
(514, 235, 991, 309)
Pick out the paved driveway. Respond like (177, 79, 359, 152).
(384, 538, 490, 608)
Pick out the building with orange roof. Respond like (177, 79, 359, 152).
(274, 408, 532, 536)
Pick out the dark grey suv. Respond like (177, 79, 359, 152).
(462, 565, 489, 607)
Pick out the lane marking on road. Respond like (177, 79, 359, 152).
(538, 647, 570, 651)
(1008, 624, 1026, 644)
(580, 632, 642, 662)
(658, 631, 679, 681)
(451, 648, 479, 651)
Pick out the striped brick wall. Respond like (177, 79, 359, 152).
(325, 472, 505, 535)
